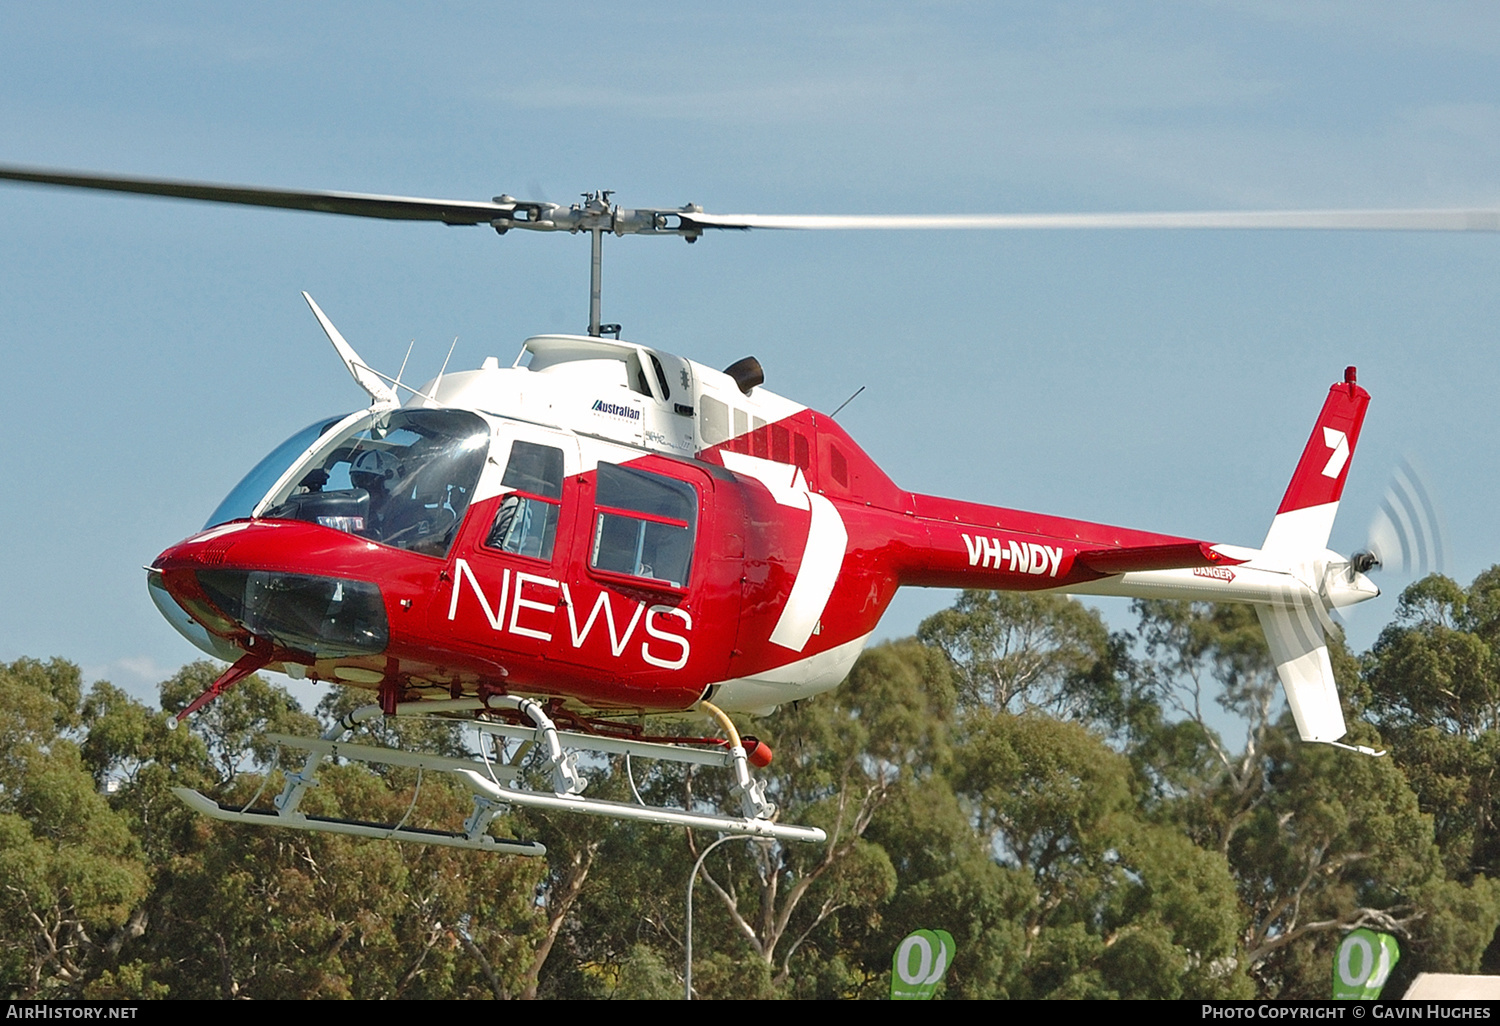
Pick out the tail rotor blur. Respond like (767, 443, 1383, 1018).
(1361, 456, 1448, 580)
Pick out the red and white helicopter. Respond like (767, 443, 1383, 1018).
(2, 166, 1488, 856)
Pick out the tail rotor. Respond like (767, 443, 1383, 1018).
(1286, 458, 1445, 644)
(1362, 456, 1447, 580)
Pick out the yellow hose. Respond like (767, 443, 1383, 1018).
(698, 699, 741, 750)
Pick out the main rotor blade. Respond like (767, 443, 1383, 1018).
(0, 164, 512, 225)
(684, 209, 1500, 233)
(4, 163, 1496, 235)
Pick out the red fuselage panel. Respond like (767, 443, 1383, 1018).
(157, 407, 1220, 714)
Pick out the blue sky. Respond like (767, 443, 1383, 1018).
(2, 3, 1498, 705)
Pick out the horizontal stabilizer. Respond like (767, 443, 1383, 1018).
(1077, 541, 1241, 575)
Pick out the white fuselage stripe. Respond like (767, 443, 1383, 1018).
(718, 450, 849, 652)
(770, 492, 848, 650)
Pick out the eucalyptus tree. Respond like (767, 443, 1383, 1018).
(0, 659, 149, 997)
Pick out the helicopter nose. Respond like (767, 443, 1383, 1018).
(147, 568, 244, 662)
(152, 523, 390, 660)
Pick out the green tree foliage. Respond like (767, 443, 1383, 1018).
(1365, 573, 1500, 879)
(863, 772, 1034, 998)
(1, 659, 551, 999)
(1361, 571, 1500, 982)
(1131, 596, 1499, 997)
(157, 662, 320, 786)
(918, 590, 1113, 714)
(0, 659, 149, 997)
(537, 640, 953, 999)
(138, 769, 546, 999)
(139, 667, 546, 1000)
(952, 710, 1246, 998)
(11, 573, 1500, 998)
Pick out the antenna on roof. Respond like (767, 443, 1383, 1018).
(430, 337, 459, 403)
(830, 385, 866, 419)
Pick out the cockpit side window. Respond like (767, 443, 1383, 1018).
(486, 440, 565, 561)
(590, 463, 696, 587)
(500, 440, 564, 499)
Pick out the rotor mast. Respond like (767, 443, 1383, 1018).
(583, 191, 610, 337)
(490, 188, 708, 337)
(590, 222, 604, 337)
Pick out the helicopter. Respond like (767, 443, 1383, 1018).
(1, 164, 1490, 856)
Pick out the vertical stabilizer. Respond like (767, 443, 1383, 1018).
(1255, 367, 1370, 745)
(1260, 366, 1370, 557)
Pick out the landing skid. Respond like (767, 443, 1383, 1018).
(174, 785, 548, 855)
(172, 696, 827, 854)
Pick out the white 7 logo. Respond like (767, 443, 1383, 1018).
(1321, 427, 1349, 479)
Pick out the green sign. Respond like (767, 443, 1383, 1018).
(1332, 929, 1399, 999)
(891, 929, 955, 1000)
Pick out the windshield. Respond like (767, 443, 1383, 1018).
(260, 408, 491, 557)
(205, 415, 348, 529)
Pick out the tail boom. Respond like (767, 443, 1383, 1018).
(891, 369, 1375, 747)
(893, 493, 1240, 592)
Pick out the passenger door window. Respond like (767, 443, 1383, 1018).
(590, 463, 697, 587)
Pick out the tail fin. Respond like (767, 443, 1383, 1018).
(1260, 366, 1370, 557)
(1256, 368, 1371, 744)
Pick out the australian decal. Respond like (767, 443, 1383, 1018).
(1193, 566, 1237, 582)
(591, 399, 641, 420)
(960, 533, 1064, 577)
(447, 558, 690, 669)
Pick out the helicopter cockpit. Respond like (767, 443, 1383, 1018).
(208, 408, 491, 558)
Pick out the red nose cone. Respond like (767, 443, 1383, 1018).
(152, 520, 394, 661)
